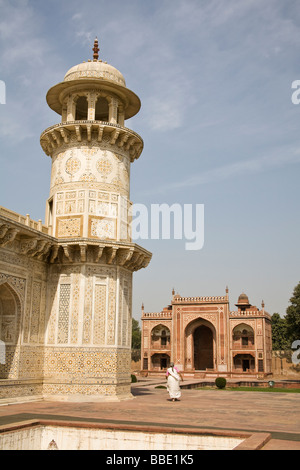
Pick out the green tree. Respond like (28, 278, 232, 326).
(285, 282, 300, 345)
(271, 313, 289, 350)
(131, 318, 141, 350)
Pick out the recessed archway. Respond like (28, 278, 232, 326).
(185, 318, 216, 371)
(232, 323, 255, 348)
(151, 353, 170, 371)
(151, 324, 170, 348)
(193, 325, 214, 370)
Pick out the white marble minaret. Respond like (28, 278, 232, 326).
(40, 39, 151, 401)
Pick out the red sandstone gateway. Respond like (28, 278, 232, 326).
(141, 290, 272, 379)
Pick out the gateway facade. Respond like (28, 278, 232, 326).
(141, 290, 272, 378)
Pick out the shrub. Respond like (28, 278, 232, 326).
(215, 377, 227, 389)
(131, 374, 137, 383)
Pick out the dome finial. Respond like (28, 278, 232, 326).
(93, 37, 99, 61)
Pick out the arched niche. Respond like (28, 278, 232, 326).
(151, 352, 170, 371)
(151, 324, 170, 348)
(0, 282, 21, 379)
(232, 323, 255, 347)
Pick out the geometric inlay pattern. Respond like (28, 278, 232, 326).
(57, 284, 70, 344)
(96, 158, 113, 175)
(65, 157, 81, 175)
(90, 217, 115, 239)
(57, 217, 82, 237)
(93, 284, 107, 344)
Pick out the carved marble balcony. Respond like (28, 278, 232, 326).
(40, 120, 143, 162)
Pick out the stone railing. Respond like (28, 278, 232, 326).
(230, 310, 271, 319)
(142, 312, 172, 319)
(0, 206, 50, 234)
(173, 296, 227, 303)
(230, 310, 261, 316)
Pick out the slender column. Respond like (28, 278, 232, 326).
(88, 92, 96, 120)
(109, 97, 118, 124)
(118, 106, 125, 126)
(66, 95, 75, 122)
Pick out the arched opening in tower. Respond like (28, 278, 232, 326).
(75, 96, 88, 120)
(95, 97, 109, 122)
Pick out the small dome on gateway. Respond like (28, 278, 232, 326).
(236, 292, 250, 305)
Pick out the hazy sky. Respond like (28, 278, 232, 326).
(0, 0, 299, 320)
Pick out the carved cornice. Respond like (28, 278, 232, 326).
(0, 216, 53, 254)
(40, 121, 143, 162)
(51, 240, 151, 271)
(0, 226, 19, 247)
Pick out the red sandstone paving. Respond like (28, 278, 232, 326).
(0, 383, 299, 450)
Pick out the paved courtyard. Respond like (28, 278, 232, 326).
(0, 378, 299, 450)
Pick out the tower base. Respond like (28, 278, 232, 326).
(42, 380, 133, 402)
(0, 378, 134, 404)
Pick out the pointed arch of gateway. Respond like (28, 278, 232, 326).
(185, 318, 217, 371)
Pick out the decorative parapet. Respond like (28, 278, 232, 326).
(40, 121, 143, 162)
(142, 312, 172, 319)
(0, 212, 54, 259)
(230, 310, 271, 320)
(173, 295, 228, 303)
(0, 206, 50, 234)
